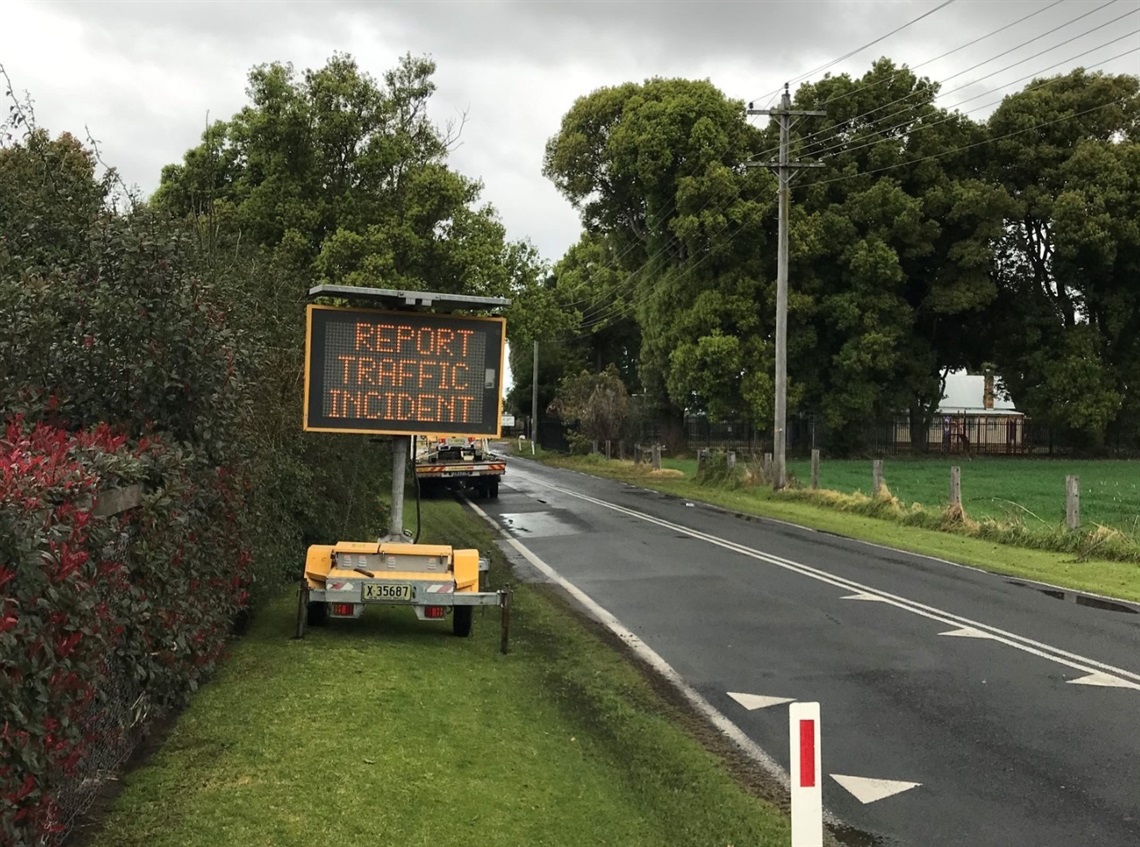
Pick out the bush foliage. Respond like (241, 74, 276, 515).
(2, 49, 533, 842)
(0, 420, 252, 840)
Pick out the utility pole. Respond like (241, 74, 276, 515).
(747, 85, 824, 490)
(531, 340, 539, 455)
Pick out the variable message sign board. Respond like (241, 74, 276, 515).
(303, 305, 505, 437)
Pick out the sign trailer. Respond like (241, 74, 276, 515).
(295, 287, 512, 651)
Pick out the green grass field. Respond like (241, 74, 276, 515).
(82, 499, 789, 847)
(661, 456, 1140, 531)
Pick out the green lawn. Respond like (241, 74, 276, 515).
(84, 499, 789, 847)
(662, 456, 1140, 531)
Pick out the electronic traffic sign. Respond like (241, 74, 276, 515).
(303, 305, 506, 437)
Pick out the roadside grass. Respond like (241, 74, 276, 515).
(522, 452, 1140, 603)
(660, 455, 1140, 530)
(84, 498, 790, 847)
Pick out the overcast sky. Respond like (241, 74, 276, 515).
(2, 0, 1137, 265)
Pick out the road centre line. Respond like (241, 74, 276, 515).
(505, 469, 1140, 688)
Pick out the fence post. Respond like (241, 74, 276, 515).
(1066, 475, 1080, 531)
(810, 449, 820, 490)
(605, 439, 611, 460)
(872, 459, 884, 498)
(634, 443, 642, 465)
(763, 452, 773, 482)
(696, 449, 707, 475)
(652, 444, 661, 471)
(727, 450, 736, 470)
(950, 466, 961, 509)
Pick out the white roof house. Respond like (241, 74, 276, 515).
(939, 370, 1022, 416)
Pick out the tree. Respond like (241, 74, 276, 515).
(984, 69, 1140, 448)
(549, 365, 632, 450)
(155, 53, 525, 299)
(154, 52, 545, 547)
(544, 78, 772, 430)
(782, 59, 1010, 452)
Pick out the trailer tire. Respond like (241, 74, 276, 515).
(488, 478, 499, 499)
(307, 601, 328, 627)
(453, 606, 473, 637)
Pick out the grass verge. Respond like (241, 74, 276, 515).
(81, 498, 791, 847)
(662, 455, 1140, 530)
(523, 451, 1140, 604)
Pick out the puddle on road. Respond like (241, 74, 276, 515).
(830, 823, 888, 847)
(497, 511, 590, 538)
(1006, 580, 1138, 615)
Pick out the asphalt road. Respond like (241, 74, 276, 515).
(477, 456, 1140, 847)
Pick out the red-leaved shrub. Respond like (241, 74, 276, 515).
(0, 418, 251, 844)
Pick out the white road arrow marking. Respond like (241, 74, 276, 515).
(727, 692, 795, 711)
(831, 774, 922, 804)
(495, 469, 1140, 692)
(1068, 671, 1140, 690)
(939, 626, 995, 639)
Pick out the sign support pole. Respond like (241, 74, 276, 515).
(388, 435, 408, 541)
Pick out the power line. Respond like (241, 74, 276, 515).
(749, 0, 1132, 166)
(803, 0, 1068, 114)
(805, 31, 1140, 163)
(812, 95, 1133, 188)
(563, 1, 1102, 320)
(751, 0, 961, 106)
(567, 87, 1135, 340)
(554, 4, 1137, 339)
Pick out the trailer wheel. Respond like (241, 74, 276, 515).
(307, 601, 328, 627)
(453, 606, 473, 637)
(488, 478, 499, 499)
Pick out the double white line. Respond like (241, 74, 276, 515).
(506, 471, 1140, 691)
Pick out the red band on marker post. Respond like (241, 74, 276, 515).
(790, 702, 823, 847)
(799, 719, 816, 788)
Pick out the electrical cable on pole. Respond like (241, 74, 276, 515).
(746, 86, 824, 491)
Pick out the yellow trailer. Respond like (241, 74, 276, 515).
(296, 540, 506, 638)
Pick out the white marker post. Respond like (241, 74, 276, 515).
(789, 702, 823, 847)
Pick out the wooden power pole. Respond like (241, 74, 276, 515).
(747, 85, 824, 490)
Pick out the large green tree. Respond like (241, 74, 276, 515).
(984, 69, 1140, 448)
(156, 53, 526, 298)
(544, 77, 772, 434)
(787, 59, 1011, 452)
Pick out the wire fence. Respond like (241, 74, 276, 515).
(531, 412, 1140, 459)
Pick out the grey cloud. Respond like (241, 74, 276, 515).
(10, 0, 1137, 265)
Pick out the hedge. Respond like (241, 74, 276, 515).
(0, 418, 252, 844)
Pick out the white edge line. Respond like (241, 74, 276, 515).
(505, 456, 1139, 613)
(462, 496, 845, 828)
(505, 468, 1140, 686)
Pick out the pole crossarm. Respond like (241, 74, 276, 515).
(746, 109, 826, 117)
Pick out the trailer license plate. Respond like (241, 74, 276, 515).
(363, 584, 413, 602)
